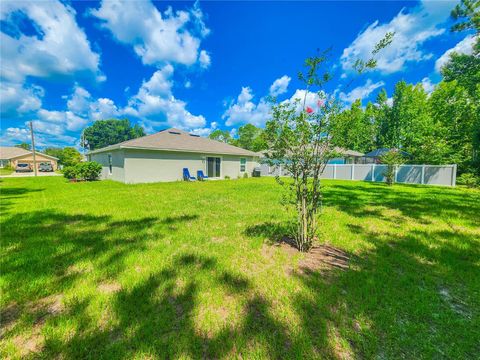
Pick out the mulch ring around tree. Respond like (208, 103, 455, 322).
(276, 237, 351, 274)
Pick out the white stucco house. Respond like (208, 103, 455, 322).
(87, 128, 261, 183)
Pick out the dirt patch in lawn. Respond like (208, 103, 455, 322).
(30, 294, 64, 314)
(275, 237, 350, 274)
(12, 326, 44, 358)
(6, 294, 65, 357)
(0, 302, 20, 337)
(98, 281, 122, 294)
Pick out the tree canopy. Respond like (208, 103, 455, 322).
(83, 119, 145, 150)
(208, 129, 231, 143)
(231, 124, 267, 152)
(15, 142, 31, 150)
(44, 147, 83, 167)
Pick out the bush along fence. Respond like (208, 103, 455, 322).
(260, 163, 457, 187)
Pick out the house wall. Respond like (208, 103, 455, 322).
(11, 154, 58, 170)
(89, 150, 125, 182)
(122, 149, 259, 184)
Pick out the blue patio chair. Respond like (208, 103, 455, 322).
(183, 168, 196, 181)
(197, 170, 208, 181)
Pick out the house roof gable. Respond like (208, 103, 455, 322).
(0, 146, 59, 160)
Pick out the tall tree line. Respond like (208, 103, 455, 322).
(331, 0, 479, 174)
(330, 57, 479, 174)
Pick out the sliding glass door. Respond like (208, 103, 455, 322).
(207, 157, 221, 178)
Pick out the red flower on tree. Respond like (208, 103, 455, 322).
(306, 106, 314, 114)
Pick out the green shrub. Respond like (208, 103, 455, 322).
(63, 162, 102, 181)
(243, 172, 248, 179)
(63, 166, 77, 180)
(457, 173, 479, 188)
(224, 175, 230, 180)
(77, 162, 102, 181)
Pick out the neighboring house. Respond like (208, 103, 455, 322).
(0, 147, 58, 170)
(87, 128, 261, 183)
(328, 148, 365, 164)
(363, 148, 411, 163)
(258, 147, 365, 176)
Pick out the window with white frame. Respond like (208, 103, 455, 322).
(240, 158, 246, 172)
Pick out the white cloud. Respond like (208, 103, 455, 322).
(199, 50, 211, 69)
(0, 82, 44, 117)
(420, 77, 436, 94)
(223, 84, 327, 127)
(222, 87, 271, 127)
(0, 0, 103, 146)
(1, 125, 76, 148)
(341, 0, 453, 74)
(37, 109, 89, 132)
(338, 79, 385, 104)
(65, 85, 120, 121)
(0, 0, 101, 83)
(269, 75, 291, 97)
(190, 121, 218, 137)
(2, 65, 208, 147)
(285, 89, 323, 110)
(67, 86, 92, 115)
(125, 66, 206, 130)
(2, 127, 31, 144)
(91, 0, 210, 67)
(91, 98, 120, 121)
(435, 34, 477, 72)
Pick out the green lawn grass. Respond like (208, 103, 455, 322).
(0, 168, 13, 176)
(1, 177, 479, 359)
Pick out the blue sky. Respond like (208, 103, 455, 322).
(0, 0, 476, 148)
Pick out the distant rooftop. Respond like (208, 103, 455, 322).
(0, 146, 58, 160)
(0, 146, 32, 159)
(364, 148, 410, 158)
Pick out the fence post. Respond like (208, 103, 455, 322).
(452, 164, 457, 187)
(351, 164, 355, 180)
(371, 163, 375, 182)
(421, 164, 425, 185)
(333, 164, 337, 180)
(394, 165, 398, 183)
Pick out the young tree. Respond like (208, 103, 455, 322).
(209, 129, 232, 143)
(264, 54, 340, 252)
(83, 119, 145, 150)
(379, 149, 406, 186)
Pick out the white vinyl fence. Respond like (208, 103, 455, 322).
(259, 163, 457, 186)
